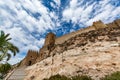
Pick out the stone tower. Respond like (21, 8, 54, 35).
(36, 32, 56, 62)
(44, 32, 56, 47)
(20, 50, 38, 66)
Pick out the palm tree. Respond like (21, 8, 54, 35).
(0, 31, 19, 61)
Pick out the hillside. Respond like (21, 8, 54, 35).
(24, 26, 120, 80)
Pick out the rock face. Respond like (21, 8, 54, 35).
(6, 19, 120, 80)
(24, 26, 120, 80)
(20, 19, 120, 67)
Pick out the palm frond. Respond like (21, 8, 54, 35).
(6, 53, 11, 61)
(0, 53, 6, 61)
(0, 31, 19, 61)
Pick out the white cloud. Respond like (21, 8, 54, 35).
(8, 54, 25, 65)
(0, 0, 56, 64)
(0, 0, 120, 64)
(70, 0, 78, 8)
(63, 0, 120, 25)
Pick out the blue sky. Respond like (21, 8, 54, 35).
(0, 0, 120, 64)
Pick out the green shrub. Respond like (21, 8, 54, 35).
(101, 71, 120, 80)
(72, 75, 92, 80)
(0, 63, 11, 74)
(0, 63, 11, 79)
(43, 74, 92, 80)
(43, 71, 120, 80)
(43, 74, 71, 80)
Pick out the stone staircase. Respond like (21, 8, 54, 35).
(5, 66, 26, 80)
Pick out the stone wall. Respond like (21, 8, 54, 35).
(55, 26, 95, 45)
(52, 26, 120, 55)
(55, 19, 120, 45)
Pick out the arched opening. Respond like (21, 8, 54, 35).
(28, 61, 32, 66)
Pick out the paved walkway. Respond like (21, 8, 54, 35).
(6, 66, 26, 80)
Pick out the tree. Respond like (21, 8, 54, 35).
(0, 31, 19, 62)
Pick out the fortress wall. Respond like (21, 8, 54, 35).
(55, 26, 95, 44)
(55, 31, 78, 44)
(55, 20, 109, 44)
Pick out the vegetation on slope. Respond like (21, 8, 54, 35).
(44, 71, 120, 80)
(43, 74, 92, 80)
(101, 71, 120, 80)
(0, 63, 11, 79)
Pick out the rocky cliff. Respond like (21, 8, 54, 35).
(24, 20, 120, 80)
(7, 19, 120, 80)
(19, 19, 120, 67)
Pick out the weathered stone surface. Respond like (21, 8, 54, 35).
(25, 40, 120, 80)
